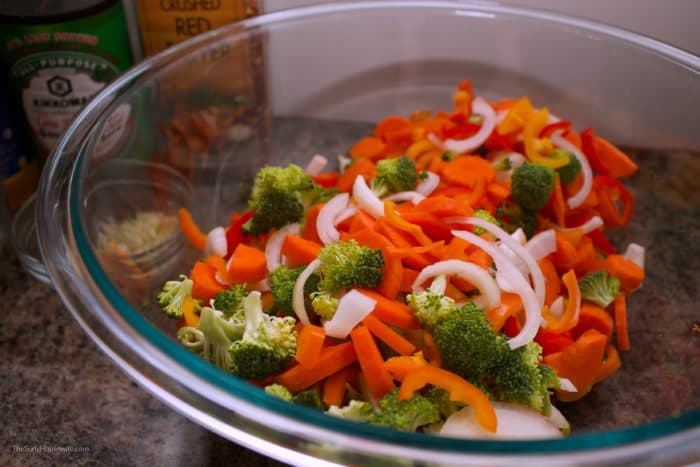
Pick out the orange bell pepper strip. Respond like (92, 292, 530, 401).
(602, 254, 644, 292)
(614, 295, 630, 351)
(190, 261, 226, 302)
(336, 158, 376, 192)
(350, 136, 386, 160)
(399, 365, 497, 432)
(571, 303, 614, 341)
(384, 353, 429, 381)
(594, 136, 638, 179)
(178, 207, 207, 249)
(541, 269, 580, 332)
(182, 296, 200, 327)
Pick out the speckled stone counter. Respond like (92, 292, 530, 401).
(0, 251, 287, 466)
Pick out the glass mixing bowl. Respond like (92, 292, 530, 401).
(36, 2, 700, 465)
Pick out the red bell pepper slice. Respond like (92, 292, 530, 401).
(225, 211, 254, 258)
(539, 120, 572, 138)
(594, 175, 634, 227)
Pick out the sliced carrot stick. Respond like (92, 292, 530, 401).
(550, 174, 567, 227)
(350, 325, 395, 399)
(346, 228, 402, 299)
(356, 288, 421, 329)
(302, 204, 324, 244)
(350, 136, 386, 160)
(457, 176, 487, 208)
(295, 324, 326, 368)
(384, 201, 433, 246)
(541, 269, 580, 333)
(397, 211, 453, 242)
(400, 268, 420, 293)
(387, 241, 445, 258)
(416, 195, 473, 218)
(614, 295, 630, 351)
(178, 207, 207, 249)
(363, 314, 417, 356)
(486, 181, 511, 204)
(227, 243, 268, 284)
(336, 158, 376, 192)
(399, 365, 497, 432)
(274, 342, 358, 393)
(348, 209, 376, 234)
(441, 156, 495, 187)
(602, 255, 644, 292)
(594, 136, 638, 179)
(467, 248, 492, 269)
(190, 261, 226, 302)
(444, 280, 468, 303)
(375, 115, 412, 143)
(538, 258, 561, 306)
(323, 367, 357, 408)
(281, 234, 322, 268)
(375, 219, 433, 270)
(571, 303, 614, 340)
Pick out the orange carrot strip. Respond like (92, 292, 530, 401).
(594, 136, 639, 179)
(350, 325, 395, 399)
(274, 342, 358, 393)
(346, 228, 402, 299)
(182, 296, 200, 327)
(178, 207, 207, 249)
(541, 269, 580, 332)
(281, 234, 323, 268)
(486, 181, 510, 204)
(486, 292, 522, 333)
(444, 280, 468, 303)
(421, 332, 442, 367)
(261, 291, 274, 311)
(227, 243, 268, 284)
(441, 156, 495, 188)
(400, 268, 420, 293)
(350, 136, 386, 160)
(363, 314, 416, 356)
(397, 210, 453, 242)
(457, 176, 487, 208)
(552, 232, 578, 272)
(602, 255, 644, 292)
(467, 248, 492, 269)
(336, 158, 376, 192)
(348, 209, 376, 234)
(550, 175, 567, 227)
(375, 219, 433, 270)
(375, 115, 412, 142)
(387, 241, 445, 258)
(416, 195, 473, 218)
(190, 261, 226, 302)
(571, 303, 614, 340)
(302, 204, 324, 244)
(356, 288, 421, 329)
(295, 324, 326, 368)
(384, 200, 433, 246)
(614, 295, 630, 351)
(538, 258, 561, 306)
(323, 367, 357, 408)
(399, 365, 497, 432)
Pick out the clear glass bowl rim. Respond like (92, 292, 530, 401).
(37, 1, 700, 463)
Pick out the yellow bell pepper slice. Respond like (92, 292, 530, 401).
(497, 96, 534, 134)
(524, 108, 569, 169)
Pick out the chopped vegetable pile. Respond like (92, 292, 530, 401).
(160, 80, 645, 438)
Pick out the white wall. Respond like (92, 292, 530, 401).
(265, 0, 700, 55)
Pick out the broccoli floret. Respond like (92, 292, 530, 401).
(511, 163, 556, 210)
(579, 270, 621, 308)
(310, 292, 339, 321)
(157, 275, 198, 319)
(473, 209, 505, 235)
(548, 149, 582, 185)
(371, 156, 418, 197)
(268, 266, 320, 316)
(194, 306, 245, 370)
(242, 164, 317, 235)
(317, 240, 384, 293)
(264, 383, 293, 401)
(431, 301, 556, 413)
(441, 151, 458, 162)
(327, 400, 375, 422)
(292, 387, 325, 410)
(229, 291, 297, 380)
(369, 388, 441, 432)
(492, 156, 512, 171)
(496, 201, 537, 238)
(406, 289, 457, 330)
(424, 386, 462, 419)
(213, 284, 247, 318)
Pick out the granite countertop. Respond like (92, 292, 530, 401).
(0, 249, 287, 466)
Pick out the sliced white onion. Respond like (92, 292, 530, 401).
(451, 217, 546, 310)
(317, 193, 349, 245)
(547, 112, 562, 124)
(337, 154, 352, 174)
(352, 175, 384, 218)
(551, 130, 593, 210)
(548, 296, 564, 319)
(525, 229, 557, 261)
(558, 378, 578, 393)
(429, 275, 447, 295)
(548, 405, 571, 435)
(440, 403, 562, 440)
(265, 223, 300, 272)
(251, 278, 270, 293)
(292, 259, 321, 326)
(452, 230, 541, 349)
(624, 243, 645, 270)
(335, 204, 358, 225)
(492, 151, 526, 170)
(495, 109, 508, 125)
(204, 226, 227, 257)
(428, 97, 496, 154)
(305, 154, 328, 176)
(412, 259, 500, 311)
(323, 289, 377, 339)
(214, 272, 231, 287)
(384, 191, 425, 205)
(557, 216, 604, 235)
(511, 228, 527, 246)
(415, 171, 440, 197)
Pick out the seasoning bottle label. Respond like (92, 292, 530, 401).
(0, 1, 134, 157)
